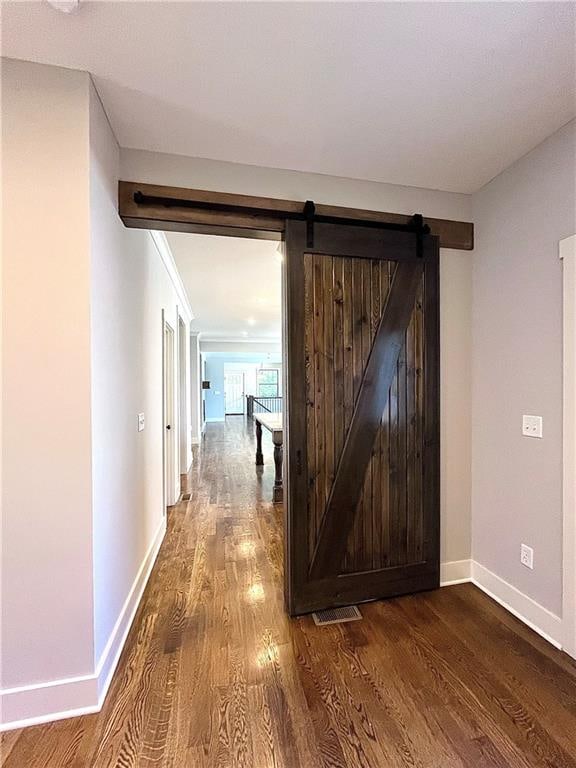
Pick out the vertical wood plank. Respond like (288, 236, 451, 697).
(333, 258, 345, 466)
(359, 259, 373, 571)
(396, 333, 408, 567)
(304, 254, 317, 561)
(313, 254, 325, 547)
(342, 258, 355, 437)
(342, 258, 355, 571)
(388, 354, 399, 567)
(387, 261, 400, 569)
(379, 261, 392, 569)
(323, 256, 335, 514)
(283, 220, 309, 611)
(406, 306, 417, 563)
(370, 259, 382, 571)
(349, 258, 365, 572)
(414, 281, 425, 561)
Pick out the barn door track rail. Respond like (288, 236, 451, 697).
(134, 190, 430, 252)
(119, 181, 473, 250)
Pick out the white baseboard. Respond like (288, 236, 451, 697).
(440, 559, 472, 586)
(440, 558, 563, 649)
(0, 518, 166, 732)
(205, 417, 225, 423)
(471, 561, 563, 649)
(94, 517, 166, 702)
(1, 546, 563, 731)
(0, 676, 100, 732)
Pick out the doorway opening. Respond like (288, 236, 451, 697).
(178, 316, 189, 493)
(127, 184, 446, 616)
(160, 230, 285, 632)
(224, 368, 245, 415)
(163, 318, 177, 509)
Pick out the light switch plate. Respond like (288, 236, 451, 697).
(138, 413, 145, 432)
(522, 414, 543, 438)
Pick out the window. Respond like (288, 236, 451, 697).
(257, 368, 279, 398)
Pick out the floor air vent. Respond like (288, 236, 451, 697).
(312, 605, 362, 626)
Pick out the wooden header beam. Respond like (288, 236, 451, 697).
(119, 181, 474, 250)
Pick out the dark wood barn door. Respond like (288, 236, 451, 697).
(284, 220, 440, 615)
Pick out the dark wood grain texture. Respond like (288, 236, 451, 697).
(310, 259, 423, 578)
(118, 181, 474, 250)
(2, 417, 576, 768)
(285, 221, 439, 614)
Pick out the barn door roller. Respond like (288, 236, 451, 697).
(133, 191, 430, 254)
(299, 201, 430, 254)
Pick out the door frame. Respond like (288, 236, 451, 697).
(178, 315, 189, 475)
(163, 316, 178, 508)
(224, 368, 246, 415)
(121, 182, 458, 613)
(561, 234, 576, 660)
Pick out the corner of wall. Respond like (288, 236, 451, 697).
(467, 120, 576, 652)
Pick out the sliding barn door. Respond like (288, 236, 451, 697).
(284, 220, 439, 615)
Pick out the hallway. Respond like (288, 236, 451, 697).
(3, 417, 576, 768)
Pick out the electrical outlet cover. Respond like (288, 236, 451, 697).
(520, 543, 534, 569)
(522, 415, 543, 438)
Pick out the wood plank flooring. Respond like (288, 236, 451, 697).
(3, 416, 576, 767)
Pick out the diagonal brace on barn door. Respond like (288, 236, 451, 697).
(309, 260, 424, 580)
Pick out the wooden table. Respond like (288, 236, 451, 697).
(254, 412, 283, 502)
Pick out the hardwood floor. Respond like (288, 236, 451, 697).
(3, 416, 576, 767)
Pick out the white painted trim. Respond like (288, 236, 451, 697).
(0, 702, 101, 734)
(0, 674, 99, 732)
(0, 671, 94, 697)
(440, 559, 472, 586)
(94, 517, 166, 700)
(0, 519, 166, 732)
(2, 539, 562, 731)
(561, 234, 576, 660)
(440, 558, 563, 649)
(471, 561, 563, 649)
(149, 230, 194, 321)
(205, 417, 225, 423)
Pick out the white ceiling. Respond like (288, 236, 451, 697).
(3, 2, 575, 194)
(167, 232, 281, 341)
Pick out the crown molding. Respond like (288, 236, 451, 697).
(149, 230, 194, 321)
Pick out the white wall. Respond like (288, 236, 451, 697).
(471, 120, 576, 617)
(1, 60, 95, 713)
(124, 148, 474, 570)
(0, 59, 474, 729)
(121, 148, 471, 221)
(1, 60, 192, 729)
(89, 82, 191, 675)
(200, 340, 282, 355)
(440, 249, 472, 567)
